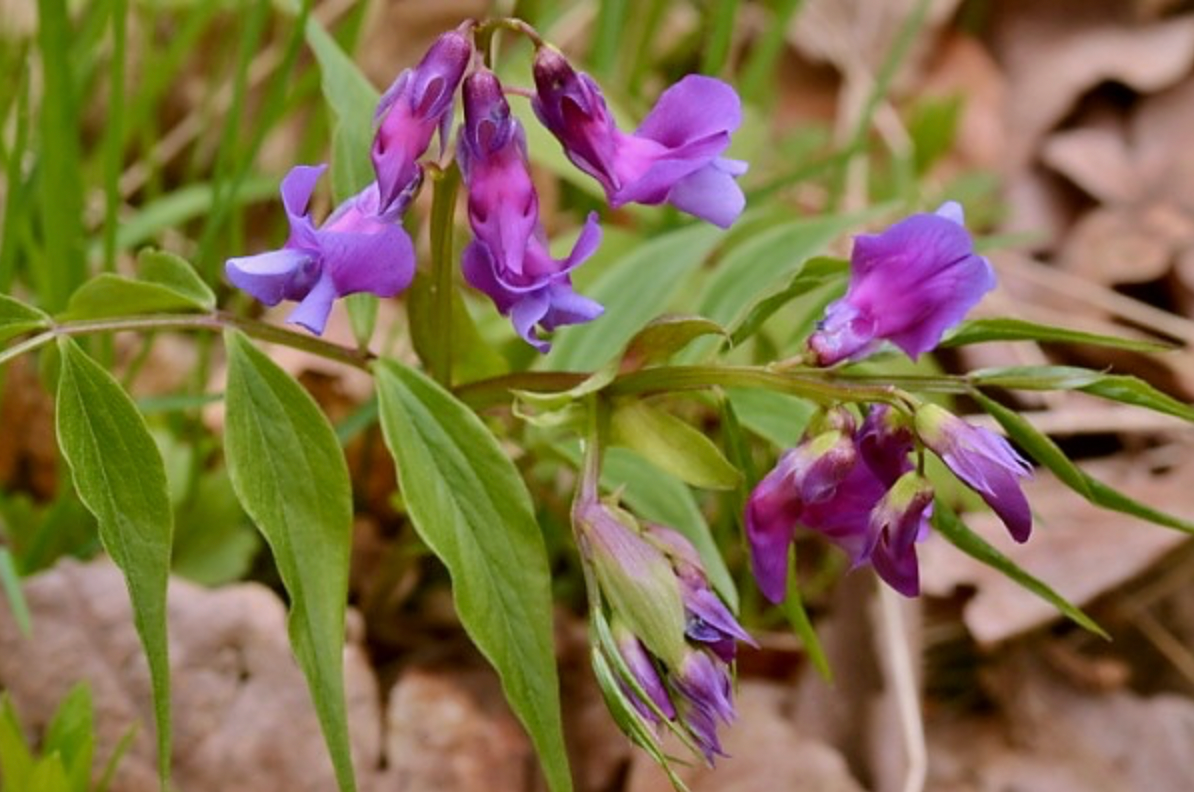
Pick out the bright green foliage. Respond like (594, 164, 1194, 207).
(375, 360, 573, 792)
(223, 330, 357, 792)
(54, 339, 173, 789)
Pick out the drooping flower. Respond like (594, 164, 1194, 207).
(915, 403, 1034, 542)
(745, 426, 857, 602)
(225, 165, 415, 335)
(745, 406, 934, 599)
(574, 497, 750, 765)
(458, 69, 603, 351)
(371, 27, 473, 215)
(807, 202, 997, 366)
(532, 47, 747, 228)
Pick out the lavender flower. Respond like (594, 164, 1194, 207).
(915, 403, 1034, 542)
(808, 202, 997, 366)
(574, 498, 751, 765)
(532, 47, 747, 228)
(371, 28, 472, 214)
(458, 69, 603, 351)
(225, 165, 415, 335)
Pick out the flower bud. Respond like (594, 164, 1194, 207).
(371, 29, 472, 213)
(867, 471, 934, 596)
(915, 403, 1033, 542)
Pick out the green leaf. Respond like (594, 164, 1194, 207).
(602, 447, 738, 613)
(0, 294, 50, 345)
(726, 387, 816, 448)
(933, 501, 1106, 638)
(43, 684, 95, 792)
(343, 293, 379, 349)
(942, 318, 1175, 353)
(546, 224, 723, 371)
(375, 360, 572, 792)
(782, 550, 831, 680)
(1080, 374, 1194, 423)
(55, 338, 173, 787)
(35, 0, 86, 311)
(63, 250, 214, 320)
(0, 548, 31, 636)
(620, 314, 727, 371)
(972, 391, 1194, 534)
(610, 400, 741, 490)
(728, 256, 848, 346)
(0, 696, 35, 791)
(698, 215, 863, 329)
(970, 365, 1104, 391)
(303, 18, 379, 201)
(223, 329, 356, 792)
(136, 249, 216, 309)
(172, 469, 260, 587)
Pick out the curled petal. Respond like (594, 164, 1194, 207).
(286, 272, 338, 335)
(635, 75, 743, 148)
(665, 158, 748, 229)
(225, 248, 318, 307)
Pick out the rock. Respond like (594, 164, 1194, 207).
(378, 664, 535, 792)
(0, 558, 381, 792)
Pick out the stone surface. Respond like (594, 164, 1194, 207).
(0, 559, 381, 792)
(377, 664, 535, 792)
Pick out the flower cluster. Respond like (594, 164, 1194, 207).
(574, 497, 754, 763)
(748, 204, 1031, 598)
(747, 404, 1030, 598)
(226, 24, 746, 349)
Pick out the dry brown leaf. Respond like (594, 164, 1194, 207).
(626, 681, 867, 792)
(921, 448, 1194, 646)
(926, 649, 1194, 792)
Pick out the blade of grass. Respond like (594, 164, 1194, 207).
(739, 0, 803, 104)
(35, 0, 86, 311)
(701, 0, 739, 76)
(102, 0, 127, 275)
(592, 0, 629, 79)
(0, 67, 29, 292)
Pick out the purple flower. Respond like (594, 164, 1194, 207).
(458, 70, 603, 351)
(575, 497, 750, 765)
(745, 407, 934, 599)
(808, 202, 997, 365)
(745, 428, 856, 602)
(646, 525, 756, 664)
(611, 620, 675, 724)
(915, 403, 1033, 542)
(532, 47, 747, 228)
(371, 28, 472, 214)
(225, 165, 415, 335)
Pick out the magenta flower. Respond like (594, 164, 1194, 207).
(225, 165, 415, 335)
(746, 407, 934, 599)
(745, 427, 856, 602)
(808, 202, 997, 366)
(611, 620, 676, 724)
(371, 28, 472, 214)
(915, 404, 1034, 542)
(458, 70, 603, 351)
(532, 48, 747, 228)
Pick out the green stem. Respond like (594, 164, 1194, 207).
(578, 394, 608, 503)
(0, 312, 373, 371)
(427, 162, 461, 387)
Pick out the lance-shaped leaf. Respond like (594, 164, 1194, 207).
(223, 330, 356, 792)
(375, 360, 572, 792)
(55, 338, 173, 787)
(942, 318, 1175, 353)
